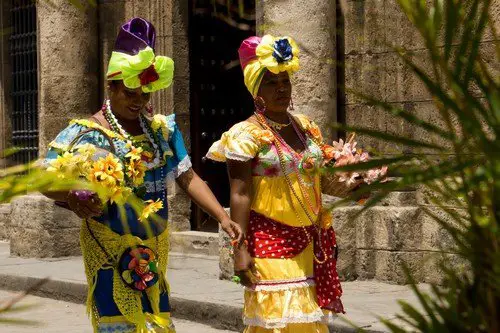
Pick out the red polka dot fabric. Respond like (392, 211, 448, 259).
(247, 211, 345, 313)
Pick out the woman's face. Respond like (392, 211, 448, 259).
(256, 71, 292, 113)
(108, 81, 151, 120)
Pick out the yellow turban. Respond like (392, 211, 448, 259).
(238, 35, 300, 97)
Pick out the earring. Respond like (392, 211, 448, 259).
(146, 102, 153, 115)
(254, 96, 266, 114)
(289, 97, 295, 111)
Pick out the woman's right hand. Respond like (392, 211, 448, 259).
(234, 245, 260, 288)
(67, 190, 103, 219)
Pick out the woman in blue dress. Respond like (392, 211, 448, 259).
(41, 17, 242, 333)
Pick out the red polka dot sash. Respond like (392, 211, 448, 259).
(247, 211, 345, 313)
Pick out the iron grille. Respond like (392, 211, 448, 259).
(9, 0, 38, 165)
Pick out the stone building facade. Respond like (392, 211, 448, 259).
(0, 1, 497, 283)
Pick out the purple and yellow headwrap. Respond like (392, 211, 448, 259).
(238, 35, 300, 97)
(106, 18, 174, 93)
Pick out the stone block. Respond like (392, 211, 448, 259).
(420, 207, 463, 252)
(0, 203, 11, 240)
(363, 0, 386, 53)
(167, 190, 191, 232)
(357, 249, 424, 284)
(170, 231, 218, 256)
(9, 226, 81, 258)
(376, 190, 417, 207)
(356, 207, 423, 251)
(384, 0, 425, 51)
(9, 194, 81, 257)
(422, 252, 466, 285)
(343, 0, 365, 54)
(344, 54, 363, 105)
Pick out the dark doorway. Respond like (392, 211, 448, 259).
(189, 0, 256, 231)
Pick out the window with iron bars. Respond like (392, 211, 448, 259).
(9, 0, 38, 165)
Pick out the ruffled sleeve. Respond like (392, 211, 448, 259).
(40, 119, 122, 168)
(152, 114, 192, 180)
(206, 121, 273, 162)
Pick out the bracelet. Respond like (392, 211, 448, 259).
(231, 239, 249, 248)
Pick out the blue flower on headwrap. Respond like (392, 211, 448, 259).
(273, 39, 293, 63)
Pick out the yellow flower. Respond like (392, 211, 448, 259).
(151, 115, 170, 141)
(102, 153, 124, 181)
(139, 199, 164, 222)
(108, 186, 132, 205)
(125, 146, 144, 161)
(76, 143, 97, 158)
(47, 152, 79, 179)
(127, 159, 147, 186)
(87, 154, 124, 187)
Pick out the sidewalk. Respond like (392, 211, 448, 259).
(0, 241, 423, 332)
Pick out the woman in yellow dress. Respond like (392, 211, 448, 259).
(207, 35, 351, 332)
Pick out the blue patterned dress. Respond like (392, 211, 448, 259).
(42, 114, 191, 333)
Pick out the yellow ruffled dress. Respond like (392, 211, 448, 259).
(207, 114, 337, 333)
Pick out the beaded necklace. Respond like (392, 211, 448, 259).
(102, 100, 166, 201)
(103, 100, 162, 169)
(254, 112, 328, 264)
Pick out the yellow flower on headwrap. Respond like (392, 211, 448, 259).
(256, 35, 300, 75)
(239, 35, 300, 97)
(107, 47, 174, 93)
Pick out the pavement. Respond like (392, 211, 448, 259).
(0, 241, 423, 332)
(0, 290, 237, 333)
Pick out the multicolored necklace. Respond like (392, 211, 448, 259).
(254, 112, 327, 264)
(263, 114, 291, 131)
(103, 100, 162, 169)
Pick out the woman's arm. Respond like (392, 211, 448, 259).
(227, 159, 253, 236)
(176, 167, 242, 241)
(226, 159, 259, 287)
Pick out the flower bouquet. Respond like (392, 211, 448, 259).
(46, 128, 163, 219)
(321, 133, 388, 198)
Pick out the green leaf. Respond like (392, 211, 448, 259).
(331, 124, 448, 151)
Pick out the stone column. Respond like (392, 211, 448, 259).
(98, 0, 191, 231)
(8, 1, 99, 257)
(257, 0, 337, 140)
(38, 0, 100, 156)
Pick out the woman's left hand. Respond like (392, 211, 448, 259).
(220, 217, 243, 242)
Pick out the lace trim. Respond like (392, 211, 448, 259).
(246, 277, 316, 292)
(143, 180, 165, 193)
(166, 155, 192, 181)
(321, 311, 338, 325)
(225, 149, 254, 161)
(243, 309, 326, 329)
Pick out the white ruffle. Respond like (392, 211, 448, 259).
(206, 144, 255, 162)
(243, 309, 326, 329)
(166, 155, 192, 182)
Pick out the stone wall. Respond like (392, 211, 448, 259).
(37, 0, 100, 156)
(9, 194, 81, 257)
(342, 0, 499, 154)
(333, 192, 463, 285)
(256, 0, 338, 140)
(99, 0, 191, 231)
(7, 0, 100, 257)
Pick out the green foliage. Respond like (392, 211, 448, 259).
(330, 0, 499, 331)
